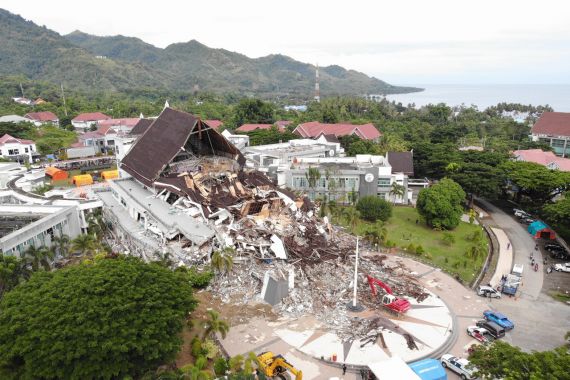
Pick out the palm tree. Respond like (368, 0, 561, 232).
(202, 310, 230, 340)
(0, 254, 31, 296)
(71, 234, 98, 257)
(343, 207, 360, 233)
(23, 245, 54, 271)
(180, 357, 212, 380)
(389, 182, 406, 205)
(210, 247, 234, 275)
(52, 234, 71, 259)
(228, 354, 244, 374)
(87, 212, 106, 239)
(243, 351, 260, 374)
(305, 167, 321, 199)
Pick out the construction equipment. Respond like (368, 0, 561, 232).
(366, 274, 411, 314)
(257, 351, 303, 380)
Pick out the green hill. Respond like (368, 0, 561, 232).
(0, 8, 421, 97)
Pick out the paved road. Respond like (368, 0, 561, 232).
(477, 199, 543, 300)
(476, 199, 569, 352)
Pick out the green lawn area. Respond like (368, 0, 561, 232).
(50, 165, 118, 188)
(338, 206, 488, 284)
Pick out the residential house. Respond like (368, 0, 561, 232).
(24, 111, 59, 127)
(513, 149, 570, 172)
(236, 124, 278, 133)
(204, 120, 223, 130)
(530, 112, 570, 157)
(0, 115, 30, 124)
(72, 112, 111, 131)
(97, 118, 140, 134)
(12, 97, 33, 106)
(0, 134, 37, 162)
(78, 126, 119, 154)
(293, 121, 381, 141)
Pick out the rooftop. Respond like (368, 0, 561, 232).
(531, 112, 570, 137)
(24, 111, 58, 121)
(295, 121, 381, 140)
(72, 112, 111, 122)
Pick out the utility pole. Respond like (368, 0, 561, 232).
(347, 236, 364, 311)
(60, 84, 68, 117)
(19, 82, 25, 98)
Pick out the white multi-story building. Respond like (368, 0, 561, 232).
(287, 154, 410, 204)
(71, 112, 111, 131)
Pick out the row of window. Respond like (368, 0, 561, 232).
(4, 147, 31, 155)
(292, 176, 359, 190)
(10, 222, 65, 255)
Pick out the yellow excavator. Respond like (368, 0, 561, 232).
(257, 351, 303, 380)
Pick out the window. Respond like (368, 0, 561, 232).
(292, 176, 308, 188)
(552, 139, 565, 148)
(377, 178, 391, 187)
(25, 148, 29, 153)
(107, 140, 115, 146)
(8, 149, 19, 155)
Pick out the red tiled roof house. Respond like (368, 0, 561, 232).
(72, 112, 111, 131)
(294, 121, 381, 141)
(0, 134, 37, 161)
(531, 112, 570, 157)
(24, 111, 59, 127)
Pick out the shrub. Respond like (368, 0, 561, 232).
(356, 196, 393, 222)
(442, 232, 455, 246)
(214, 357, 229, 376)
(203, 339, 219, 360)
(407, 243, 416, 254)
(191, 337, 204, 358)
(424, 252, 433, 260)
(416, 245, 425, 255)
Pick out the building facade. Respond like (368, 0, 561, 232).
(0, 134, 37, 162)
(0, 204, 81, 257)
(531, 112, 570, 157)
(71, 112, 111, 131)
(286, 155, 409, 204)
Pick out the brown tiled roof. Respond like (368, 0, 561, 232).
(24, 111, 58, 121)
(130, 119, 154, 135)
(387, 151, 414, 176)
(72, 112, 111, 122)
(532, 112, 570, 137)
(121, 108, 245, 186)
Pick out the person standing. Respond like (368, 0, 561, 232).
(342, 363, 347, 376)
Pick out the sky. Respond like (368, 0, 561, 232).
(2, 0, 570, 85)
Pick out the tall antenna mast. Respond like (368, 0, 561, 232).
(19, 82, 25, 98)
(314, 63, 320, 103)
(60, 84, 68, 117)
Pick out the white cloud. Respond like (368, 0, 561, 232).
(2, 0, 569, 84)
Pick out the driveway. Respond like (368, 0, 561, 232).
(476, 199, 569, 352)
(476, 199, 543, 300)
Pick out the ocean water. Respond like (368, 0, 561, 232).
(385, 84, 570, 112)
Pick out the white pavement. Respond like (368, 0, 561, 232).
(489, 228, 513, 287)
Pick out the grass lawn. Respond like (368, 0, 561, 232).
(50, 165, 118, 188)
(338, 206, 488, 284)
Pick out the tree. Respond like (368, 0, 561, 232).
(202, 310, 230, 340)
(180, 357, 213, 380)
(51, 233, 71, 259)
(22, 245, 54, 271)
(542, 194, 570, 225)
(449, 162, 502, 205)
(0, 256, 197, 379)
(389, 182, 406, 204)
(71, 233, 98, 256)
(417, 178, 466, 230)
(342, 207, 360, 232)
(232, 98, 275, 127)
(0, 254, 31, 297)
(500, 161, 570, 205)
(469, 340, 570, 380)
(356, 196, 392, 222)
(305, 167, 321, 199)
(210, 247, 234, 275)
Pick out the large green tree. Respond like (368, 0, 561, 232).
(232, 98, 275, 127)
(356, 195, 392, 222)
(417, 178, 466, 230)
(542, 194, 570, 224)
(469, 340, 570, 380)
(0, 256, 197, 379)
(500, 161, 570, 205)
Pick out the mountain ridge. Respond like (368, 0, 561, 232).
(0, 8, 422, 97)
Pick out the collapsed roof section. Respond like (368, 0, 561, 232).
(121, 107, 245, 187)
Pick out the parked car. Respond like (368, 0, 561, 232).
(440, 354, 478, 379)
(476, 320, 505, 339)
(466, 326, 490, 343)
(520, 217, 535, 224)
(483, 310, 514, 330)
(545, 244, 564, 252)
(513, 209, 530, 218)
(554, 263, 570, 273)
(477, 285, 501, 298)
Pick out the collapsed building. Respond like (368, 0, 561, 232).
(98, 107, 434, 347)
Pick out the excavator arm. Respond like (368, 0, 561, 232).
(273, 358, 303, 380)
(257, 352, 303, 380)
(366, 274, 394, 296)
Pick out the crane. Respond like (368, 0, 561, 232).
(257, 351, 303, 380)
(366, 274, 411, 314)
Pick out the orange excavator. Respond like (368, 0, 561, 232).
(366, 274, 411, 314)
